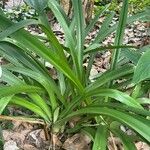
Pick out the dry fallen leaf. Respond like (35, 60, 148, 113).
(4, 140, 19, 150)
(25, 129, 43, 148)
(23, 144, 39, 150)
(63, 133, 91, 150)
(135, 142, 150, 150)
(52, 134, 62, 147)
(3, 130, 26, 146)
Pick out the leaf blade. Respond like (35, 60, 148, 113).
(133, 49, 150, 83)
(0, 96, 13, 114)
(92, 125, 108, 150)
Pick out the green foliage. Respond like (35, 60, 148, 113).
(0, 0, 150, 149)
(129, 0, 150, 13)
(95, 0, 150, 13)
(92, 125, 108, 150)
(133, 46, 150, 83)
(3, 4, 36, 22)
(24, 0, 48, 14)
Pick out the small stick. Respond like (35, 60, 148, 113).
(110, 132, 118, 150)
(0, 115, 45, 125)
(0, 115, 51, 143)
(43, 123, 50, 140)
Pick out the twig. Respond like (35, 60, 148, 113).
(43, 123, 50, 140)
(0, 115, 45, 125)
(110, 132, 118, 150)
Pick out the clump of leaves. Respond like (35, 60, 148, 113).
(0, 0, 150, 149)
(95, 0, 150, 14)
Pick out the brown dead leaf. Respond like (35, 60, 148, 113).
(135, 142, 150, 150)
(13, 121, 33, 132)
(25, 129, 47, 149)
(108, 136, 122, 150)
(69, 117, 81, 128)
(52, 134, 62, 147)
(23, 144, 39, 150)
(63, 133, 91, 150)
(3, 130, 26, 146)
(4, 140, 19, 150)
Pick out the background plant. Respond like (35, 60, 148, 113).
(0, 0, 150, 149)
(2, 3, 36, 21)
(95, 0, 150, 14)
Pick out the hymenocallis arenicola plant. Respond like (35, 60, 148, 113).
(0, 0, 150, 149)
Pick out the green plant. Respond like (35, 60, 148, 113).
(129, 0, 150, 13)
(0, 0, 150, 149)
(3, 4, 36, 22)
(95, 0, 150, 14)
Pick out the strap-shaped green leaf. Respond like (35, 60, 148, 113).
(121, 48, 141, 65)
(11, 96, 49, 122)
(29, 93, 52, 121)
(91, 102, 150, 117)
(86, 89, 142, 108)
(71, 0, 84, 81)
(0, 41, 39, 70)
(1, 69, 24, 85)
(133, 49, 150, 83)
(112, 129, 136, 150)
(0, 42, 60, 93)
(0, 66, 2, 78)
(86, 65, 134, 92)
(81, 127, 96, 141)
(5, 66, 61, 110)
(1, 69, 52, 120)
(0, 19, 38, 41)
(137, 98, 150, 105)
(0, 96, 13, 114)
(111, 0, 128, 70)
(60, 88, 142, 119)
(24, 0, 48, 13)
(85, 45, 136, 54)
(0, 85, 42, 98)
(47, 0, 79, 79)
(92, 125, 108, 150)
